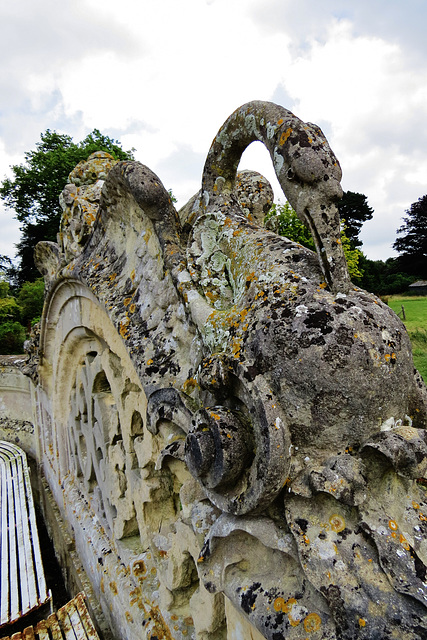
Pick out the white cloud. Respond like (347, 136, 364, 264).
(1, 0, 427, 265)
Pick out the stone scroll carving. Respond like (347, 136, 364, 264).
(35, 101, 427, 639)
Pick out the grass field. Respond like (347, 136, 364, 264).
(387, 295, 427, 382)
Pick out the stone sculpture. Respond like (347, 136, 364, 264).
(34, 101, 427, 639)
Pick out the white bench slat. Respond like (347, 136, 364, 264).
(13, 453, 35, 616)
(23, 457, 48, 604)
(46, 614, 62, 640)
(72, 595, 97, 640)
(34, 621, 49, 640)
(56, 606, 77, 640)
(0, 594, 100, 640)
(0, 442, 50, 628)
(0, 457, 10, 625)
(5, 453, 19, 623)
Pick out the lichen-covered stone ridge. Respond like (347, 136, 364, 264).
(33, 101, 427, 639)
(58, 151, 118, 262)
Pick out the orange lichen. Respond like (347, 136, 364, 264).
(304, 613, 322, 632)
(119, 317, 130, 338)
(388, 519, 398, 531)
(279, 128, 292, 145)
(133, 560, 147, 577)
(359, 618, 366, 627)
(274, 597, 286, 612)
(182, 377, 199, 394)
(329, 514, 346, 533)
(399, 534, 410, 550)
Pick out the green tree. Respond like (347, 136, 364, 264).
(0, 321, 26, 354)
(337, 191, 374, 249)
(393, 195, 427, 277)
(0, 274, 25, 354)
(265, 201, 364, 281)
(1, 129, 135, 284)
(354, 255, 416, 295)
(17, 277, 45, 327)
(265, 201, 315, 250)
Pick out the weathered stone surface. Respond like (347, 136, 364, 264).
(58, 151, 117, 262)
(0, 355, 36, 457)
(8, 100, 427, 639)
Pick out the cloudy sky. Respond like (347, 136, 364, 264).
(1, 0, 427, 263)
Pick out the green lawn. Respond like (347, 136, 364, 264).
(387, 296, 427, 382)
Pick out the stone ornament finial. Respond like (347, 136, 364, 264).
(58, 151, 117, 262)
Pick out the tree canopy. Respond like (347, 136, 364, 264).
(337, 191, 374, 248)
(393, 195, 427, 277)
(265, 201, 364, 281)
(1, 129, 134, 284)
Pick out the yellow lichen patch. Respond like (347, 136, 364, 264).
(119, 317, 130, 339)
(109, 581, 118, 595)
(133, 560, 147, 577)
(279, 128, 292, 145)
(329, 514, 346, 533)
(146, 359, 153, 366)
(125, 611, 134, 623)
(388, 519, 398, 531)
(277, 118, 284, 125)
(124, 297, 132, 307)
(304, 613, 322, 633)
(399, 534, 410, 551)
(274, 597, 286, 612)
(231, 338, 242, 359)
(130, 269, 135, 282)
(412, 501, 420, 510)
(205, 290, 219, 302)
(182, 377, 199, 394)
(359, 618, 366, 627)
(210, 411, 221, 420)
(129, 303, 136, 314)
